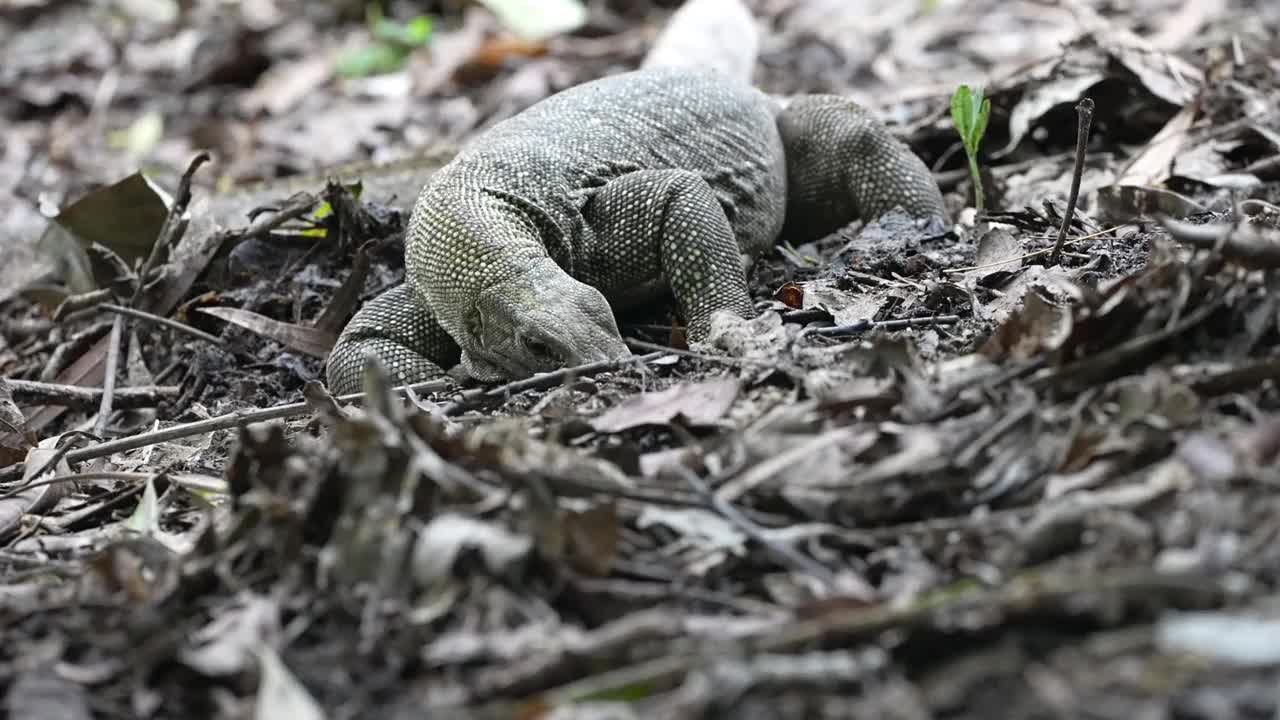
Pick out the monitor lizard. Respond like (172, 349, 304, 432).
(323, 65, 948, 394)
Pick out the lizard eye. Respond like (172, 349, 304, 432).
(522, 335, 554, 359)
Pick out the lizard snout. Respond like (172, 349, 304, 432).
(468, 261, 631, 379)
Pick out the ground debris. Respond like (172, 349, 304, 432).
(4, 0, 1280, 716)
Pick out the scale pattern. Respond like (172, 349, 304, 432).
(325, 67, 945, 394)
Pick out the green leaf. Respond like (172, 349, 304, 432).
(950, 85, 971, 142)
(335, 42, 409, 78)
(373, 14, 432, 46)
(950, 83, 992, 211)
(965, 86, 990, 150)
(336, 5, 433, 78)
(951, 84, 989, 154)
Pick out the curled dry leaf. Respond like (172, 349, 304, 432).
(560, 501, 620, 576)
(773, 281, 805, 309)
(0, 377, 34, 469)
(36, 172, 173, 294)
(980, 286, 1073, 361)
(968, 225, 1023, 284)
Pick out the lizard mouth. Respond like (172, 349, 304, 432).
(465, 263, 632, 381)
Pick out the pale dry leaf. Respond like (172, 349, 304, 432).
(980, 285, 1074, 361)
(197, 306, 337, 358)
(411, 513, 533, 584)
(561, 501, 620, 576)
(182, 595, 282, 677)
(999, 72, 1104, 158)
(1115, 101, 1198, 187)
(474, 0, 586, 41)
(969, 225, 1023, 283)
(255, 646, 325, 720)
(241, 52, 335, 116)
(590, 376, 740, 433)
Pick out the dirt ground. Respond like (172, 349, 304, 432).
(3, 0, 1280, 717)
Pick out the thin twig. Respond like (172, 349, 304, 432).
(530, 566, 1216, 706)
(1050, 97, 1094, 265)
(0, 377, 455, 482)
(623, 337, 769, 368)
(94, 315, 124, 438)
(98, 302, 224, 346)
(242, 192, 322, 241)
(803, 313, 962, 338)
(129, 152, 210, 308)
(1030, 293, 1224, 391)
(943, 225, 1120, 275)
(6, 379, 180, 409)
(439, 352, 665, 416)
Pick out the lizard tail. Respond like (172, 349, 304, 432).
(640, 0, 760, 86)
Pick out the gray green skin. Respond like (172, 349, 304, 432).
(325, 67, 947, 395)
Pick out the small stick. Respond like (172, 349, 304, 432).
(6, 379, 181, 409)
(94, 315, 125, 438)
(129, 152, 210, 308)
(1050, 97, 1094, 265)
(623, 337, 765, 368)
(804, 313, 961, 338)
(0, 377, 454, 482)
(98, 303, 224, 346)
(439, 352, 665, 416)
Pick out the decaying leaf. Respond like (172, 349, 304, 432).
(980, 285, 1074, 361)
(1096, 184, 1209, 225)
(995, 30, 1201, 158)
(590, 376, 740, 433)
(181, 595, 282, 677)
(968, 225, 1023, 283)
(560, 501, 620, 576)
(36, 172, 173, 293)
(0, 377, 34, 469)
(1113, 101, 1199, 188)
(197, 306, 338, 358)
(0, 435, 75, 541)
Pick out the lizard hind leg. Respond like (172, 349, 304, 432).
(325, 283, 461, 395)
(776, 95, 947, 241)
(578, 169, 756, 343)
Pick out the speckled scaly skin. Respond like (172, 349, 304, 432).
(325, 67, 946, 394)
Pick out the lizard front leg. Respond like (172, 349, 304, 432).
(325, 283, 461, 394)
(577, 169, 756, 342)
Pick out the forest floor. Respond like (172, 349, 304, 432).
(3, 0, 1280, 717)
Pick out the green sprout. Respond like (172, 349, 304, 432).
(336, 5, 433, 78)
(950, 84, 991, 212)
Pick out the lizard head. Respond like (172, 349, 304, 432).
(460, 259, 632, 381)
